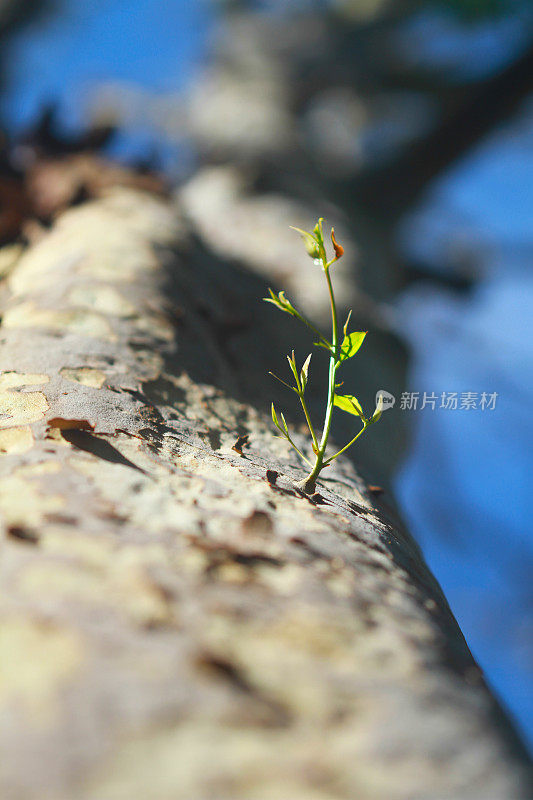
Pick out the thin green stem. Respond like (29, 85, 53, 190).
(324, 423, 369, 464)
(269, 372, 295, 392)
(298, 450, 324, 492)
(318, 265, 338, 453)
(274, 222, 379, 494)
(299, 262, 339, 492)
(293, 310, 331, 349)
(318, 358, 337, 456)
(283, 434, 313, 466)
(298, 393, 319, 453)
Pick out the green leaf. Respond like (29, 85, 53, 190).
(286, 351, 299, 385)
(287, 350, 307, 394)
(289, 226, 320, 259)
(271, 403, 289, 436)
(300, 353, 312, 391)
(370, 393, 384, 424)
(314, 339, 333, 353)
(333, 394, 366, 420)
(263, 289, 298, 317)
(313, 218, 324, 247)
(338, 331, 367, 362)
(268, 371, 295, 392)
(271, 402, 280, 429)
(313, 217, 326, 262)
(342, 309, 352, 337)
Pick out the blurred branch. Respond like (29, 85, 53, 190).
(354, 38, 533, 218)
(0, 0, 51, 35)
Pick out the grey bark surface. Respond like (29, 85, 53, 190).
(0, 188, 530, 800)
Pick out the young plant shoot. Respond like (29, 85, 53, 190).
(264, 218, 383, 494)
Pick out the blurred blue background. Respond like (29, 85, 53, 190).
(1, 0, 531, 752)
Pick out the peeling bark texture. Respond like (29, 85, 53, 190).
(0, 187, 531, 800)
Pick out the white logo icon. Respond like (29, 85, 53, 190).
(376, 390, 395, 411)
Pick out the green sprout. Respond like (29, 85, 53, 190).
(264, 218, 383, 494)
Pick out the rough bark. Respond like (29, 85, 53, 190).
(0, 187, 530, 800)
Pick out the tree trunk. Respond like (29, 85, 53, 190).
(0, 186, 530, 800)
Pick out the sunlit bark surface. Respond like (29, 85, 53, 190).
(0, 188, 530, 800)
